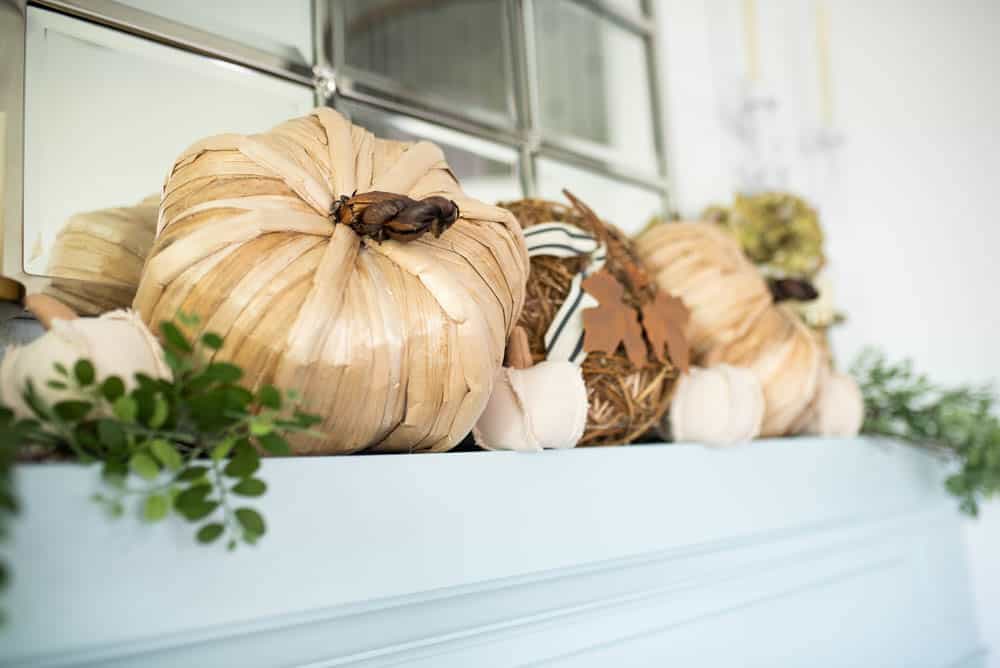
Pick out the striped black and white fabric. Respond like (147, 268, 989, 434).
(524, 223, 606, 364)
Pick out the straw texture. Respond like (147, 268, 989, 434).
(45, 195, 159, 315)
(134, 109, 528, 454)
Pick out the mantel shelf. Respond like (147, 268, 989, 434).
(0, 438, 984, 668)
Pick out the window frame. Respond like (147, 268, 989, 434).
(0, 0, 671, 291)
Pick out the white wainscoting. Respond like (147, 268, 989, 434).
(0, 438, 985, 667)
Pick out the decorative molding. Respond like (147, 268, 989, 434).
(1, 438, 983, 667)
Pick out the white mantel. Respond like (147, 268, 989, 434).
(0, 438, 984, 667)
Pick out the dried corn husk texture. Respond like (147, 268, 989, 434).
(44, 195, 159, 315)
(636, 222, 822, 436)
(134, 109, 528, 454)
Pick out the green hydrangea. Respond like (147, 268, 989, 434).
(705, 192, 825, 279)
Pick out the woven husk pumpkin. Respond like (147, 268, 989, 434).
(44, 195, 159, 315)
(500, 197, 679, 446)
(134, 109, 528, 455)
(636, 221, 823, 437)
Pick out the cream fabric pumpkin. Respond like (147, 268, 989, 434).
(803, 370, 864, 437)
(665, 364, 764, 446)
(473, 361, 588, 452)
(133, 109, 528, 455)
(0, 309, 169, 419)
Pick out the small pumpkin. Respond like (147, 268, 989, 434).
(473, 361, 588, 452)
(0, 296, 169, 421)
(664, 365, 764, 446)
(802, 370, 863, 437)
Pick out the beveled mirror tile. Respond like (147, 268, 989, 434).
(23, 8, 313, 281)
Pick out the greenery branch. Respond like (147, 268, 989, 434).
(0, 312, 320, 555)
(853, 348, 1000, 516)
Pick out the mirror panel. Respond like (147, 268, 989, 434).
(604, 0, 644, 19)
(115, 0, 313, 64)
(340, 0, 515, 125)
(533, 0, 658, 172)
(341, 101, 523, 205)
(535, 157, 663, 235)
(22, 7, 314, 281)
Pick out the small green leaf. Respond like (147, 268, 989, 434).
(201, 332, 224, 350)
(54, 362, 68, 376)
(224, 452, 259, 479)
(160, 321, 193, 353)
(232, 478, 267, 497)
(235, 507, 266, 536)
(149, 439, 183, 471)
(100, 376, 126, 402)
(183, 500, 218, 521)
(178, 466, 208, 482)
(101, 460, 128, 489)
(257, 385, 281, 410)
(294, 409, 322, 428)
(249, 419, 272, 436)
(286, 388, 300, 401)
(97, 419, 126, 451)
(53, 400, 92, 422)
(210, 437, 236, 462)
(224, 386, 254, 411)
(175, 486, 218, 521)
(46, 380, 68, 391)
(143, 494, 169, 521)
(204, 362, 242, 384)
(176, 311, 201, 328)
(196, 523, 224, 544)
(113, 396, 138, 423)
(74, 423, 100, 451)
(73, 360, 96, 386)
(149, 395, 169, 429)
(175, 485, 209, 506)
(22, 381, 49, 419)
(163, 348, 185, 373)
(129, 452, 159, 480)
(257, 432, 291, 456)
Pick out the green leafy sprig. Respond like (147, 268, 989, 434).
(0, 312, 320, 549)
(852, 348, 1000, 516)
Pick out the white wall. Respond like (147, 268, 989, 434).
(656, 0, 1000, 662)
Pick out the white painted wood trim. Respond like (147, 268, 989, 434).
(0, 438, 984, 667)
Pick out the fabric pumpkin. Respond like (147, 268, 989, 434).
(473, 361, 588, 452)
(665, 365, 764, 446)
(802, 370, 864, 437)
(134, 109, 528, 454)
(0, 309, 169, 421)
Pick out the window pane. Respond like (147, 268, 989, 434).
(115, 0, 312, 64)
(340, 0, 513, 123)
(23, 8, 314, 279)
(341, 102, 522, 205)
(535, 158, 663, 236)
(533, 0, 658, 172)
(603, 0, 644, 19)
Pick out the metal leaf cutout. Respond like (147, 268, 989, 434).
(581, 270, 647, 369)
(640, 291, 690, 374)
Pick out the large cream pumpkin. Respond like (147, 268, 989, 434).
(134, 109, 528, 454)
